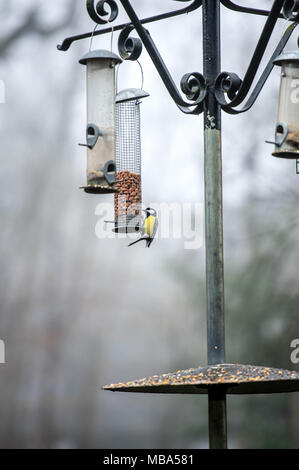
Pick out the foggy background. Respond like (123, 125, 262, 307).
(0, 0, 299, 449)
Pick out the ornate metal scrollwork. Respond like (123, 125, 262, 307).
(86, 0, 119, 25)
(283, 0, 299, 21)
(214, 23, 297, 114)
(214, 72, 242, 103)
(59, 0, 297, 116)
(213, 0, 297, 114)
(118, 25, 143, 61)
(180, 72, 207, 102)
(58, 0, 202, 52)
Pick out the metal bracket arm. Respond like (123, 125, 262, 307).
(57, 0, 298, 116)
(118, 1, 206, 114)
(214, 0, 296, 114)
(220, 0, 284, 18)
(57, 0, 202, 52)
(215, 22, 297, 114)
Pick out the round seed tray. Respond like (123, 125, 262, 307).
(103, 363, 299, 395)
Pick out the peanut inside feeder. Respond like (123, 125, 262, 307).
(114, 88, 149, 233)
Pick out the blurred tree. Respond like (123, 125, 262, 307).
(0, 0, 76, 55)
(1, 0, 299, 450)
(170, 203, 299, 448)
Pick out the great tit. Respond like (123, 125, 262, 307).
(128, 208, 158, 248)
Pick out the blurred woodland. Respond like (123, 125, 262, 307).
(0, 0, 299, 449)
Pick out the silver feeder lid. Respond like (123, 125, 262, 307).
(79, 49, 122, 66)
(273, 51, 299, 66)
(116, 88, 150, 103)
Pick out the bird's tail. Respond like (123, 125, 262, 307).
(128, 237, 147, 247)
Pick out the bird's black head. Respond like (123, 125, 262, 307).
(143, 207, 157, 217)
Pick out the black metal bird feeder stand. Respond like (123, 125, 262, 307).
(58, 0, 299, 449)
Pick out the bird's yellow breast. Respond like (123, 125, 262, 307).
(143, 215, 156, 237)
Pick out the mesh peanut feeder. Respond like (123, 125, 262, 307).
(114, 88, 149, 233)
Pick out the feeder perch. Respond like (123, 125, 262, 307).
(79, 50, 122, 193)
(268, 51, 299, 159)
(113, 88, 149, 233)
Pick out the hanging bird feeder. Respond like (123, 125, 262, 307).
(79, 49, 122, 193)
(269, 51, 299, 158)
(113, 88, 149, 233)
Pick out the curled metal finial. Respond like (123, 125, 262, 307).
(214, 72, 242, 102)
(180, 72, 207, 102)
(118, 25, 143, 61)
(283, 0, 299, 21)
(86, 0, 118, 25)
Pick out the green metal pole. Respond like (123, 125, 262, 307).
(202, 0, 227, 449)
